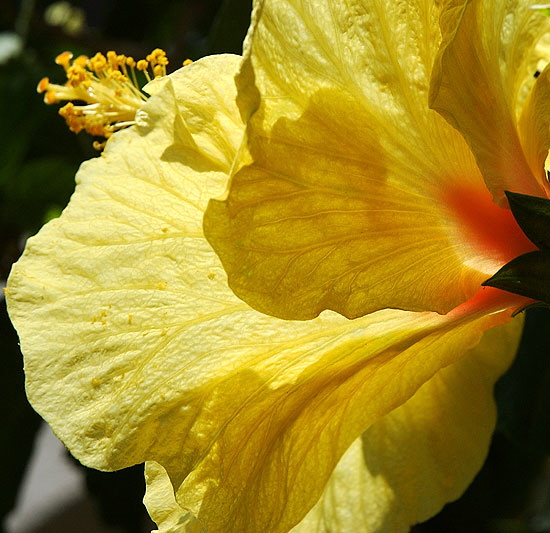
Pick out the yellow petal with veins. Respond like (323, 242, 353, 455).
(204, 0, 516, 321)
(168, 302, 518, 533)
(6, 49, 525, 532)
(142, 316, 521, 533)
(291, 317, 521, 533)
(430, 0, 550, 203)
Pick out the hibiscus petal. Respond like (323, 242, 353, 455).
(289, 317, 521, 533)
(204, 0, 500, 321)
(143, 317, 522, 533)
(518, 65, 550, 187)
(6, 53, 247, 471)
(430, 0, 550, 202)
(7, 49, 523, 532)
(144, 461, 198, 533)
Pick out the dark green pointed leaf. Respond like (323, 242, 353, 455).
(511, 301, 550, 317)
(505, 190, 550, 250)
(482, 250, 550, 303)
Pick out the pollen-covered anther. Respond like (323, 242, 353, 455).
(39, 48, 171, 148)
(55, 51, 73, 68)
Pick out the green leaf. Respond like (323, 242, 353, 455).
(482, 250, 550, 303)
(505, 190, 550, 250)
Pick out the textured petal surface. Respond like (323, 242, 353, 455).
(290, 317, 522, 533)
(7, 53, 247, 469)
(430, 0, 550, 203)
(203, 0, 502, 321)
(7, 50, 523, 532)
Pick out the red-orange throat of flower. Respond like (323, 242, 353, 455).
(442, 182, 538, 276)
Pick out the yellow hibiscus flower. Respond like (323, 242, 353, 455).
(5, 1, 550, 532)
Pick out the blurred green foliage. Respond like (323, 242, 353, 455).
(1, 1, 549, 532)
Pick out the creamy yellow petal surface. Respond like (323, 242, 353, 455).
(430, 0, 550, 202)
(142, 317, 522, 533)
(7, 50, 521, 532)
(145, 461, 202, 533)
(290, 318, 521, 533)
(203, 0, 504, 321)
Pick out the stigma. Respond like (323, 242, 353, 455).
(37, 49, 171, 149)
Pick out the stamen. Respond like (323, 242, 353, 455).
(37, 48, 170, 149)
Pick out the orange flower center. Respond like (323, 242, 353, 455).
(442, 182, 538, 274)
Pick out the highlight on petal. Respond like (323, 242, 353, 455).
(290, 317, 522, 533)
(430, 0, 550, 202)
(204, 0, 507, 321)
(144, 315, 523, 533)
(518, 64, 550, 185)
(144, 461, 202, 533)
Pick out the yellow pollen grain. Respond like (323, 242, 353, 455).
(74, 55, 88, 67)
(55, 51, 73, 67)
(90, 52, 107, 71)
(37, 77, 50, 93)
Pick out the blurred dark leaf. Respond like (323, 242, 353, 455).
(496, 307, 550, 456)
(2, 155, 80, 230)
(0, 54, 85, 234)
(208, 0, 252, 55)
(0, 297, 41, 525)
(0, 57, 48, 181)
